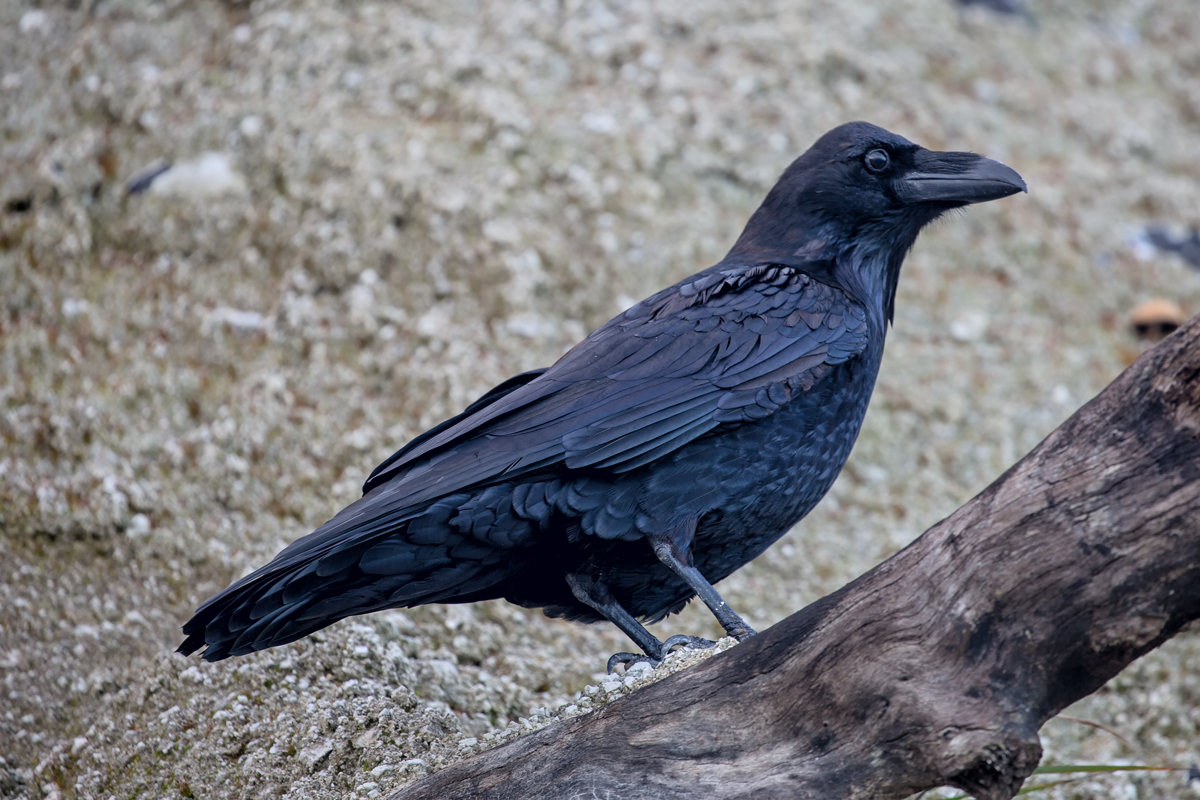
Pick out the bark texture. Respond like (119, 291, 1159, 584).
(389, 316, 1200, 800)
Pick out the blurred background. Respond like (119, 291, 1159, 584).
(1, 1, 1198, 798)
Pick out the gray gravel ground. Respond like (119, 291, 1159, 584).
(2, 1, 1199, 798)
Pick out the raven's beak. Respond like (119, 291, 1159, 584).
(899, 152, 1027, 206)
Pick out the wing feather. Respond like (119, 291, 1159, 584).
(360, 265, 867, 509)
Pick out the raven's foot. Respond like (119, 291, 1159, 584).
(607, 651, 659, 674)
(607, 635, 721, 674)
(662, 634, 719, 652)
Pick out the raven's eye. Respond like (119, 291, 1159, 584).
(864, 149, 890, 173)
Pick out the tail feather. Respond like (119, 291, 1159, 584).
(179, 476, 559, 661)
(180, 556, 504, 661)
(230, 602, 296, 653)
(179, 521, 520, 662)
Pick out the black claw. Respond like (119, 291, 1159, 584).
(662, 634, 718, 652)
(607, 651, 660, 674)
(607, 633, 729, 673)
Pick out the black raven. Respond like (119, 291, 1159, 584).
(180, 122, 1025, 670)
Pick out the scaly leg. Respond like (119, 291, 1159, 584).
(565, 572, 711, 673)
(648, 528, 758, 642)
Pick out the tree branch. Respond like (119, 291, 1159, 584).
(389, 316, 1200, 800)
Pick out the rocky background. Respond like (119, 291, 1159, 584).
(2, 0, 1198, 798)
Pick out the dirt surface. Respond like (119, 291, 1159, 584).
(1, 1, 1198, 798)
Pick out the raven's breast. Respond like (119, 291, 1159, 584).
(611, 334, 885, 618)
(690, 359, 875, 582)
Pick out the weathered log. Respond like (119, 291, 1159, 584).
(389, 315, 1200, 800)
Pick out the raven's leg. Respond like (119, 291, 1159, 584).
(648, 531, 758, 642)
(565, 572, 668, 672)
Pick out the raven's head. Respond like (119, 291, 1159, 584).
(727, 121, 1026, 323)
